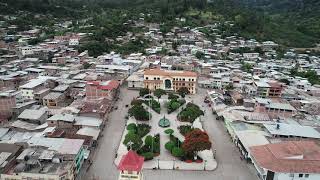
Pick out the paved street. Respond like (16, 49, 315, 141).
(82, 87, 258, 180)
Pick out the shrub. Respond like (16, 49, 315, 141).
(131, 99, 143, 106)
(127, 129, 136, 134)
(136, 124, 151, 138)
(138, 145, 151, 154)
(165, 141, 175, 152)
(178, 103, 204, 123)
(168, 93, 179, 100)
(177, 87, 189, 98)
(154, 89, 166, 99)
(127, 123, 137, 131)
(154, 107, 161, 114)
(145, 135, 154, 147)
(153, 134, 160, 153)
(144, 99, 161, 114)
(167, 101, 180, 113)
(139, 88, 150, 97)
(172, 147, 184, 157)
(164, 129, 174, 135)
(167, 98, 185, 113)
(123, 133, 143, 151)
(141, 152, 154, 161)
(178, 125, 193, 136)
(170, 135, 182, 147)
(128, 105, 150, 121)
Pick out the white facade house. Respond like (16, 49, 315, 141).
(69, 38, 79, 46)
(19, 76, 57, 100)
(20, 46, 34, 56)
(127, 71, 144, 89)
(243, 53, 260, 60)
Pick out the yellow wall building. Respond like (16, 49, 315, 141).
(144, 69, 197, 94)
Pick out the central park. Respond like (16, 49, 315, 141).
(115, 88, 217, 171)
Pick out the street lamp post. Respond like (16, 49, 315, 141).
(204, 160, 207, 170)
(173, 159, 175, 170)
(157, 158, 160, 169)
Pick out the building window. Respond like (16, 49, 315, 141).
(305, 174, 309, 178)
(154, 77, 156, 80)
(298, 174, 303, 178)
(157, 77, 160, 80)
(146, 77, 148, 80)
(289, 174, 294, 177)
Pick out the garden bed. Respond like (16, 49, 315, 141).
(144, 98, 161, 114)
(165, 134, 185, 159)
(177, 102, 204, 123)
(128, 103, 151, 121)
(124, 123, 160, 161)
(166, 98, 186, 114)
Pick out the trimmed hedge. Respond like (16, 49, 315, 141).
(141, 152, 154, 161)
(172, 147, 184, 157)
(164, 129, 174, 135)
(165, 141, 175, 151)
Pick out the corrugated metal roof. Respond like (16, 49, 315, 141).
(264, 123, 320, 139)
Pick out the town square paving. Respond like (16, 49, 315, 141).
(82, 86, 258, 180)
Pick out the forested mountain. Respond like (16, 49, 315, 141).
(0, 0, 319, 48)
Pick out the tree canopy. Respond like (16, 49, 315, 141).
(182, 129, 212, 157)
(177, 87, 189, 98)
(154, 89, 166, 99)
(139, 88, 150, 97)
(178, 102, 204, 123)
(128, 105, 151, 121)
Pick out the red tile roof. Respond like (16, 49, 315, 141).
(87, 80, 119, 90)
(144, 68, 197, 77)
(250, 141, 320, 173)
(117, 150, 144, 172)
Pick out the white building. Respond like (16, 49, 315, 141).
(69, 38, 79, 46)
(19, 76, 57, 100)
(96, 64, 132, 76)
(19, 46, 34, 56)
(127, 71, 144, 89)
(243, 53, 260, 60)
